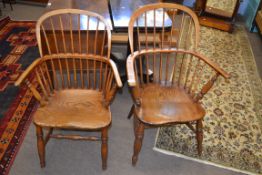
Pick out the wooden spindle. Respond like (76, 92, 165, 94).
(59, 15, 67, 53)
(35, 68, 48, 100)
(145, 12, 148, 50)
(169, 9, 177, 48)
(185, 18, 193, 50)
(80, 58, 84, 88)
(69, 14, 74, 53)
(65, 58, 71, 88)
(99, 61, 103, 90)
(153, 9, 156, 49)
(50, 17, 59, 53)
(73, 58, 77, 88)
(184, 54, 194, 89)
(78, 14, 82, 53)
(177, 13, 185, 49)
(161, 8, 165, 49)
(178, 52, 186, 86)
(93, 60, 97, 89)
(171, 52, 178, 85)
(94, 18, 99, 55)
(58, 58, 64, 88)
(86, 15, 90, 54)
(50, 59, 58, 89)
(189, 58, 201, 93)
(191, 61, 205, 95)
(39, 64, 52, 94)
(165, 53, 170, 82)
(138, 57, 143, 84)
(103, 64, 108, 92)
(153, 9, 156, 81)
(136, 19, 141, 51)
(41, 25, 51, 55)
(144, 12, 149, 83)
(101, 26, 106, 56)
(43, 62, 54, 91)
(87, 59, 90, 88)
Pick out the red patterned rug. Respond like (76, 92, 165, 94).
(0, 17, 39, 175)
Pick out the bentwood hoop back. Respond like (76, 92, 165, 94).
(36, 8, 112, 59)
(128, 2, 201, 54)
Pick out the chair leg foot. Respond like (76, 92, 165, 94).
(127, 105, 134, 119)
(36, 125, 45, 168)
(101, 127, 108, 170)
(196, 119, 203, 156)
(132, 120, 144, 166)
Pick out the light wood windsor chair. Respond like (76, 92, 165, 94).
(15, 9, 122, 170)
(126, 3, 229, 165)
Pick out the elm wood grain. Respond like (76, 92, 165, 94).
(127, 49, 229, 165)
(16, 10, 122, 170)
(135, 84, 206, 125)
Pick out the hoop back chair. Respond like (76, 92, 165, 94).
(15, 9, 122, 170)
(126, 3, 229, 165)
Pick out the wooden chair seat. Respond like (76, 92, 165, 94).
(135, 84, 205, 125)
(34, 89, 111, 129)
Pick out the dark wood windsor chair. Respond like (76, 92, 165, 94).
(126, 3, 229, 165)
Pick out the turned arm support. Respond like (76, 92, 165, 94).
(15, 58, 46, 105)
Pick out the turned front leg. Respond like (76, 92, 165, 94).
(132, 119, 145, 166)
(101, 127, 108, 170)
(36, 125, 45, 168)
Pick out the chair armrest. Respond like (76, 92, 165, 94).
(126, 51, 140, 87)
(109, 59, 123, 88)
(15, 58, 42, 86)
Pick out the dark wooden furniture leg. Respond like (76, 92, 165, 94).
(132, 119, 145, 166)
(36, 125, 45, 168)
(196, 119, 203, 156)
(127, 104, 134, 119)
(101, 127, 108, 170)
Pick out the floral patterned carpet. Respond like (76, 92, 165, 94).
(154, 26, 262, 174)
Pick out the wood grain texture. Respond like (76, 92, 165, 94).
(34, 89, 111, 129)
(135, 84, 205, 125)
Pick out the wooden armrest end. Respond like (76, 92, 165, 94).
(109, 60, 123, 88)
(126, 53, 138, 87)
(15, 58, 42, 86)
